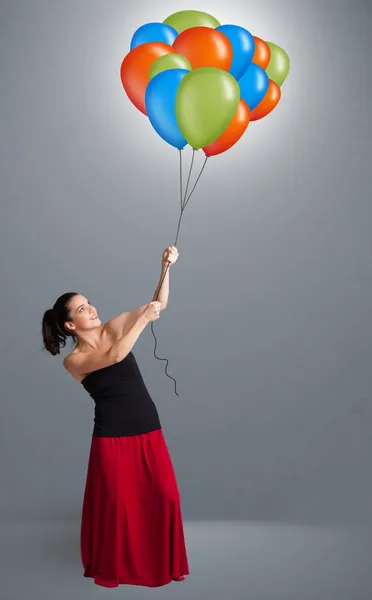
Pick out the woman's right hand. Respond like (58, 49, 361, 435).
(143, 301, 162, 323)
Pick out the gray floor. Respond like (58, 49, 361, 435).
(1, 520, 372, 600)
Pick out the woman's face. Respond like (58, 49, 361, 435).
(65, 295, 101, 332)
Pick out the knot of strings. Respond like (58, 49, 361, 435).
(150, 148, 209, 396)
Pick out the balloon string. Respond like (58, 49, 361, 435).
(179, 147, 183, 211)
(150, 149, 209, 396)
(183, 154, 209, 210)
(182, 148, 195, 209)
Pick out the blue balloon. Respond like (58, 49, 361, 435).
(216, 24, 255, 80)
(130, 22, 178, 50)
(145, 69, 188, 149)
(239, 63, 269, 110)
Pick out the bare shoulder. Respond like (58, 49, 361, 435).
(63, 352, 85, 382)
(63, 327, 118, 383)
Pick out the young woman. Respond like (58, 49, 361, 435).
(41, 246, 189, 588)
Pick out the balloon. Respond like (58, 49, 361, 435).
(239, 62, 269, 110)
(176, 67, 240, 149)
(203, 99, 250, 157)
(163, 10, 221, 33)
(149, 53, 192, 80)
(265, 42, 290, 87)
(216, 24, 255, 80)
(130, 22, 178, 50)
(250, 80, 281, 121)
(252, 36, 271, 69)
(120, 42, 176, 115)
(172, 27, 233, 70)
(145, 69, 189, 149)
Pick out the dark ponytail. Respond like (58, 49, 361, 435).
(41, 292, 78, 356)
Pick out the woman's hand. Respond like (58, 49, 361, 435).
(162, 246, 179, 267)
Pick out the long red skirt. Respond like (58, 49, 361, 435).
(80, 428, 189, 588)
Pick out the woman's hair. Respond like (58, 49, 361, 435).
(42, 292, 79, 356)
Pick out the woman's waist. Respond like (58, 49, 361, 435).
(94, 395, 156, 414)
(93, 401, 161, 435)
(91, 387, 153, 404)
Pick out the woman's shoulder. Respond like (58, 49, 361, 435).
(63, 325, 111, 366)
(63, 350, 84, 382)
(63, 331, 119, 383)
(64, 346, 81, 362)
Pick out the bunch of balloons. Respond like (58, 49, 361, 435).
(119, 10, 290, 396)
(120, 9, 290, 157)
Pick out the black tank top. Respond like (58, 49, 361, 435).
(81, 351, 161, 437)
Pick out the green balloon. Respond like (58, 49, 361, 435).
(176, 67, 240, 149)
(163, 10, 221, 33)
(265, 42, 290, 87)
(149, 54, 192, 80)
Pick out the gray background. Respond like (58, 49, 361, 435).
(1, 0, 371, 530)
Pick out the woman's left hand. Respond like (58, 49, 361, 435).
(162, 246, 179, 266)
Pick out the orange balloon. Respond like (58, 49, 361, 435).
(120, 42, 176, 115)
(252, 36, 271, 69)
(172, 26, 233, 70)
(250, 80, 281, 121)
(203, 99, 250, 157)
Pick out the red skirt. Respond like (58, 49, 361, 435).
(80, 428, 189, 588)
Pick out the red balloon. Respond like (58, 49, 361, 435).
(203, 99, 250, 157)
(252, 36, 271, 69)
(120, 42, 176, 115)
(250, 80, 281, 121)
(172, 26, 233, 70)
